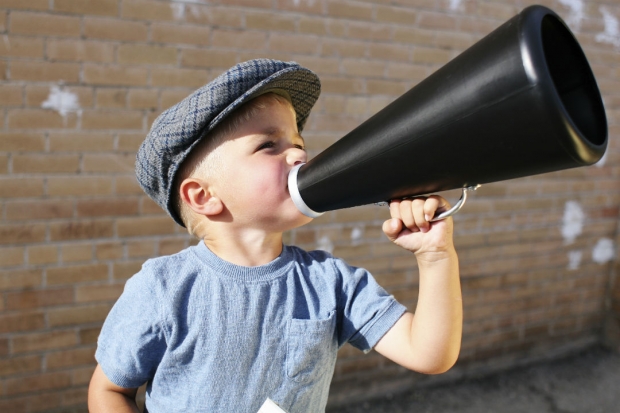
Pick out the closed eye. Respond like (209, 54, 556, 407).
(257, 141, 276, 151)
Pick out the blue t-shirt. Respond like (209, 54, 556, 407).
(95, 242, 406, 412)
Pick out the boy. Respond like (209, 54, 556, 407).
(88, 59, 462, 412)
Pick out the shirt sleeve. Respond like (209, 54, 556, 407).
(95, 268, 167, 388)
(333, 257, 407, 353)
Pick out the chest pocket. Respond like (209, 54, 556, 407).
(286, 311, 337, 384)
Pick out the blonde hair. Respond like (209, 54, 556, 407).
(174, 92, 294, 237)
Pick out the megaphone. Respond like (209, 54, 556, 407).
(288, 5, 607, 219)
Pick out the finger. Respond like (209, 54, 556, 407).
(389, 199, 402, 221)
(412, 198, 429, 232)
(400, 198, 422, 232)
(382, 218, 403, 243)
(424, 196, 450, 221)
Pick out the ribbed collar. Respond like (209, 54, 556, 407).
(191, 241, 294, 283)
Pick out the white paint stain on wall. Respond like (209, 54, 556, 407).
(567, 250, 582, 270)
(592, 238, 615, 264)
(561, 201, 585, 244)
(351, 225, 364, 246)
(317, 235, 334, 254)
(558, 0, 584, 31)
(170, 3, 184, 20)
(292, 0, 317, 7)
(449, 0, 463, 11)
(41, 85, 80, 118)
(596, 7, 620, 49)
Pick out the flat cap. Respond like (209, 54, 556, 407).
(136, 59, 321, 227)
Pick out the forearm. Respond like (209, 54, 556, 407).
(88, 365, 140, 413)
(409, 248, 462, 373)
(88, 390, 140, 413)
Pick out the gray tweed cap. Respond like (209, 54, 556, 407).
(136, 59, 321, 227)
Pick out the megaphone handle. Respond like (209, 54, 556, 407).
(429, 185, 480, 222)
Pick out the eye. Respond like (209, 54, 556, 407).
(294, 144, 306, 151)
(257, 141, 276, 151)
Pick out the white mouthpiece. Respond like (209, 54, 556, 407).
(288, 163, 324, 218)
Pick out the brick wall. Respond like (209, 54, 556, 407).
(1, 0, 618, 411)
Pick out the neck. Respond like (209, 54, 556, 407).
(203, 228, 284, 267)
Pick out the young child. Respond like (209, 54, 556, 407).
(88, 59, 462, 413)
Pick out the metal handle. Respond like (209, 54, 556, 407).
(429, 185, 480, 222)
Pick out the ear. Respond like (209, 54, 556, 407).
(179, 178, 223, 216)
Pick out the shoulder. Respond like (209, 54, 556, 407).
(129, 244, 203, 292)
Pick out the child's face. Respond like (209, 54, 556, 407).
(207, 94, 313, 232)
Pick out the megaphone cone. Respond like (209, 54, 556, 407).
(289, 5, 607, 218)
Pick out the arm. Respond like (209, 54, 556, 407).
(88, 364, 140, 413)
(374, 196, 462, 374)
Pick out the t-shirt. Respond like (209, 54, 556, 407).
(95, 241, 406, 412)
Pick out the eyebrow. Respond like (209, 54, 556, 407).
(261, 127, 305, 144)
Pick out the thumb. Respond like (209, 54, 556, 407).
(382, 218, 402, 243)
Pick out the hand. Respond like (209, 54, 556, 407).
(382, 196, 454, 258)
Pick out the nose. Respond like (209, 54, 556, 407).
(286, 146, 307, 166)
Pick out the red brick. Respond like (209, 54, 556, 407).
(269, 33, 319, 54)
(0, 311, 45, 334)
(118, 44, 178, 65)
(0, 269, 42, 291)
(47, 176, 114, 197)
(121, 0, 183, 21)
(7, 109, 78, 129)
(151, 23, 210, 46)
(81, 110, 143, 130)
(61, 243, 94, 263)
(49, 220, 114, 242)
(128, 90, 158, 110)
(0, 0, 48, 10)
(0, 177, 45, 198)
(0, 36, 44, 58)
(275, 0, 323, 14)
(375, 5, 418, 25)
(76, 283, 124, 303)
(327, 0, 373, 21)
(49, 132, 115, 152)
(84, 17, 149, 41)
(82, 153, 136, 173)
(48, 304, 111, 327)
(0, 246, 24, 267)
(0, 84, 23, 106)
(5, 371, 72, 396)
(53, 0, 118, 16)
(5, 200, 74, 221)
(46, 39, 115, 63)
(151, 67, 210, 88)
(348, 22, 393, 42)
(117, 216, 177, 238)
(10, 60, 80, 82)
(47, 263, 109, 286)
(113, 261, 144, 281)
(76, 198, 139, 217)
(28, 244, 60, 266)
(47, 346, 96, 370)
(83, 64, 149, 86)
(118, 133, 145, 151)
(12, 154, 80, 174)
(245, 11, 296, 31)
(95, 242, 124, 261)
(10, 11, 81, 37)
(212, 29, 266, 49)
(0, 132, 45, 152)
(181, 49, 237, 69)
(0, 224, 46, 245)
(0, 355, 41, 377)
(5, 288, 74, 311)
